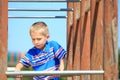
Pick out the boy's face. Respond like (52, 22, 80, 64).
(30, 30, 49, 50)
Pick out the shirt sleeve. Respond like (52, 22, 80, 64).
(19, 53, 31, 68)
(52, 41, 67, 60)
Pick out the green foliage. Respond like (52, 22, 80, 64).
(21, 66, 33, 80)
(60, 77, 66, 80)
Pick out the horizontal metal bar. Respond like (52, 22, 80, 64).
(8, 8, 73, 11)
(8, 0, 81, 2)
(8, 16, 67, 18)
(6, 70, 104, 77)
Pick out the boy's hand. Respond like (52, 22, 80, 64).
(15, 70, 23, 79)
(15, 62, 24, 79)
(15, 74, 23, 78)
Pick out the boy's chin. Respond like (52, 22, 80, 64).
(36, 46, 44, 50)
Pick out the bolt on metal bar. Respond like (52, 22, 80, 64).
(8, 8, 73, 11)
(8, 16, 67, 18)
(8, 0, 81, 2)
(6, 70, 104, 77)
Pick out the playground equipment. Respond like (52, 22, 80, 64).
(0, 0, 118, 80)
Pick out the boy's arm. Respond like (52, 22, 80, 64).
(59, 58, 65, 71)
(15, 62, 24, 71)
(59, 54, 67, 71)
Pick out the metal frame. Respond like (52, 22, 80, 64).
(8, 16, 67, 18)
(8, 8, 73, 11)
(8, 0, 81, 2)
(8, 0, 73, 19)
(6, 70, 104, 77)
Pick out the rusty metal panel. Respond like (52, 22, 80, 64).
(103, 0, 118, 80)
(0, 0, 8, 80)
(90, 0, 104, 80)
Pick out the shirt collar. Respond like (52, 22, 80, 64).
(33, 41, 49, 53)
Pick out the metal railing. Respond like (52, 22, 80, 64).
(8, 8, 73, 11)
(8, 0, 75, 19)
(6, 70, 104, 77)
(8, 0, 81, 2)
(8, 16, 67, 18)
(8, 3, 72, 19)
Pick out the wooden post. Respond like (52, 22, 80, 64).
(80, 0, 90, 80)
(0, 0, 8, 80)
(104, 0, 118, 80)
(72, 1, 81, 80)
(67, 0, 118, 80)
(67, 2, 73, 80)
(90, 0, 104, 80)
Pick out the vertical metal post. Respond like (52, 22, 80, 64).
(0, 0, 8, 80)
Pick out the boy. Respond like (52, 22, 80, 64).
(15, 21, 67, 80)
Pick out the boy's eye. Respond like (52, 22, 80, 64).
(32, 39, 35, 41)
(32, 38, 42, 41)
(37, 38, 41, 41)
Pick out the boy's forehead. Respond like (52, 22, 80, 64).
(31, 26, 44, 30)
(30, 32, 45, 38)
(30, 30, 46, 37)
(31, 28, 44, 33)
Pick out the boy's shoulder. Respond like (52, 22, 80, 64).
(47, 40, 59, 46)
(48, 40, 57, 44)
(27, 47, 40, 55)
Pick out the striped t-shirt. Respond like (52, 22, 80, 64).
(19, 41, 67, 80)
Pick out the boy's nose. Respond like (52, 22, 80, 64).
(34, 40, 38, 44)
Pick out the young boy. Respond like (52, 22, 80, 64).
(15, 21, 67, 80)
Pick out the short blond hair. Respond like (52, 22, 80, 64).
(30, 21, 49, 36)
